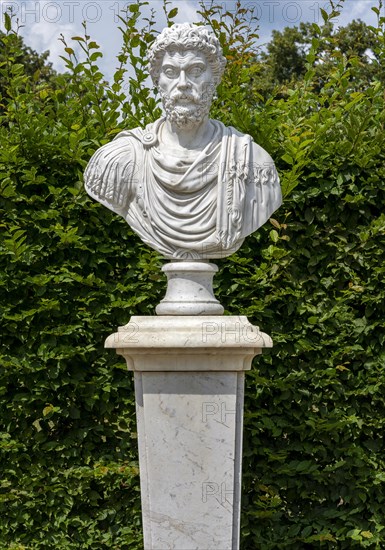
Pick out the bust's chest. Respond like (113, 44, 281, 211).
(157, 142, 201, 165)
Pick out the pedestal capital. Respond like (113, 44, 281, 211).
(105, 315, 272, 372)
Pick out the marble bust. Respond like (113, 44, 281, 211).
(84, 23, 282, 260)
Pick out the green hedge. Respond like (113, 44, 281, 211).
(1, 2, 385, 548)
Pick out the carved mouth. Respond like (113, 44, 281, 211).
(173, 94, 196, 104)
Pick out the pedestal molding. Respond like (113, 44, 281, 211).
(105, 315, 272, 351)
(105, 315, 272, 549)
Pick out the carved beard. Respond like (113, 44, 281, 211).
(160, 90, 213, 129)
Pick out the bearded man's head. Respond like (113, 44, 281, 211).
(148, 23, 226, 127)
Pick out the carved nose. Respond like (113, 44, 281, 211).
(177, 71, 190, 89)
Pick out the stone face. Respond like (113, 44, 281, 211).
(84, 23, 282, 261)
(106, 316, 271, 550)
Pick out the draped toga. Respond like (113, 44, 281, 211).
(84, 117, 282, 259)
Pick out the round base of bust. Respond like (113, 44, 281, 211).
(155, 261, 224, 316)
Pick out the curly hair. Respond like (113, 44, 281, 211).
(148, 23, 227, 86)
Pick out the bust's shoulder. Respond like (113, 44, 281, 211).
(250, 141, 275, 168)
(84, 130, 137, 189)
(111, 117, 164, 149)
(210, 119, 276, 166)
(88, 130, 135, 163)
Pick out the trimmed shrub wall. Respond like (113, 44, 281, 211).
(1, 3, 385, 548)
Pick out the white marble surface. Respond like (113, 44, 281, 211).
(105, 315, 272, 372)
(106, 316, 272, 549)
(135, 370, 244, 550)
(84, 23, 282, 261)
(156, 262, 224, 316)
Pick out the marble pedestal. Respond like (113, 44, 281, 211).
(105, 316, 272, 550)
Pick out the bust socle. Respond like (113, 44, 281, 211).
(84, 23, 282, 261)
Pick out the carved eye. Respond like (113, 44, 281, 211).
(188, 65, 205, 77)
(163, 67, 178, 78)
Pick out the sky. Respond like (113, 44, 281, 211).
(0, 0, 382, 78)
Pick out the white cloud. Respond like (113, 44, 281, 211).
(23, 19, 80, 72)
(337, 0, 379, 26)
(12, 0, 201, 75)
(2, 0, 380, 75)
(174, 0, 201, 24)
